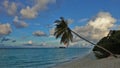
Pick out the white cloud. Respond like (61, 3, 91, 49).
(73, 12, 116, 43)
(20, 6, 37, 19)
(79, 18, 89, 22)
(0, 23, 12, 37)
(67, 18, 74, 24)
(3, 0, 9, 8)
(20, 0, 56, 19)
(3, 0, 17, 15)
(33, 30, 46, 36)
(88, 12, 116, 30)
(13, 16, 28, 28)
(49, 28, 55, 35)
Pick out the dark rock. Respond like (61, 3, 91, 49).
(93, 30, 120, 58)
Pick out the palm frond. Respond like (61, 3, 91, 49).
(54, 17, 73, 46)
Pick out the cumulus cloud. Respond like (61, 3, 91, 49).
(20, 6, 37, 19)
(3, 0, 17, 15)
(73, 12, 116, 43)
(13, 16, 28, 28)
(88, 12, 116, 30)
(33, 31, 46, 37)
(20, 0, 56, 19)
(0, 23, 12, 37)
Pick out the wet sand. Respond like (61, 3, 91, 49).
(53, 52, 120, 68)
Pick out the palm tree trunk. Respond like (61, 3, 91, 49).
(71, 30, 117, 58)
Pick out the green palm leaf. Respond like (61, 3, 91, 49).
(54, 17, 73, 46)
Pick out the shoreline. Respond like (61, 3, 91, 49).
(53, 52, 120, 68)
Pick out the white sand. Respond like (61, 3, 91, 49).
(53, 52, 120, 68)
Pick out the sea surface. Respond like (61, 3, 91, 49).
(0, 48, 91, 68)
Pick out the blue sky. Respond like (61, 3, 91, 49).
(0, 0, 120, 48)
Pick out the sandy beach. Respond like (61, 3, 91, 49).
(53, 52, 120, 68)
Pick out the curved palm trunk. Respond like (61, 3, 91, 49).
(71, 30, 117, 58)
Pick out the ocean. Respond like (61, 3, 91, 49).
(0, 48, 91, 68)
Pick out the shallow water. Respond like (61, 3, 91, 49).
(0, 48, 91, 68)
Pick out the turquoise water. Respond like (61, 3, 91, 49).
(0, 48, 91, 68)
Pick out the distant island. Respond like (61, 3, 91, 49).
(59, 46, 66, 48)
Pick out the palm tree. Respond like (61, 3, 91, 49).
(54, 17, 117, 57)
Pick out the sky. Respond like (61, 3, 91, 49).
(0, 0, 120, 48)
